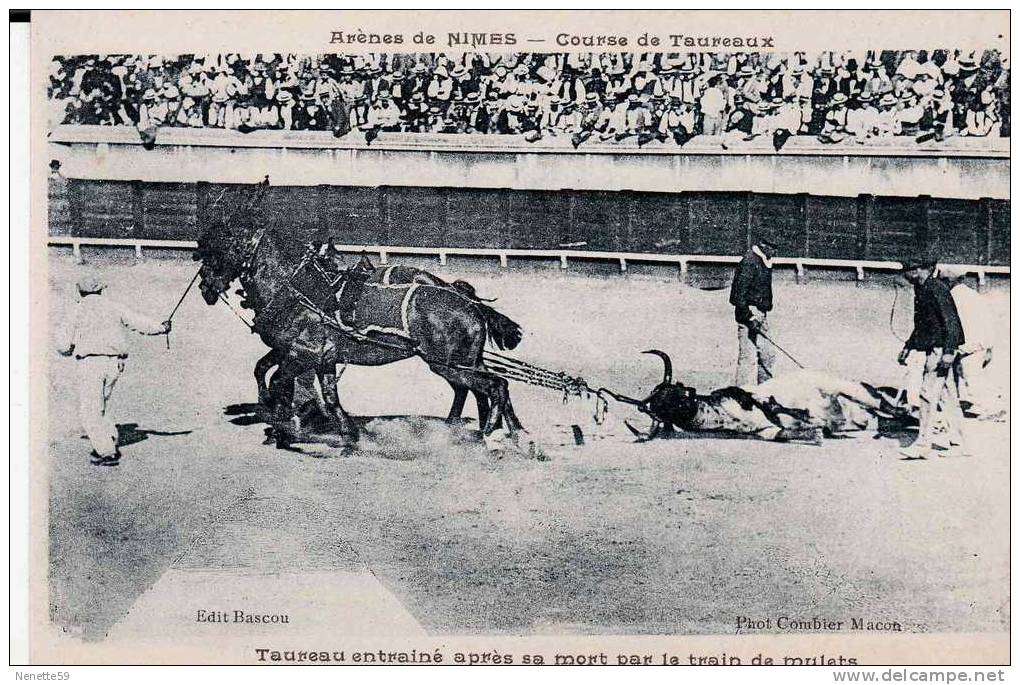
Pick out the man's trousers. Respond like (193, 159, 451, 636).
(735, 317, 776, 387)
(77, 355, 125, 459)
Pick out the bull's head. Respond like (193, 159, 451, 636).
(600, 350, 700, 440)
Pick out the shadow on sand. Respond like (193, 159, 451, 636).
(223, 402, 484, 459)
(116, 423, 193, 448)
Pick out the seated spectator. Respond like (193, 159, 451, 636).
(292, 93, 331, 131)
(50, 48, 1009, 144)
(966, 90, 999, 136)
(874, 93, 902, 137)
(819, 92, 850, 142)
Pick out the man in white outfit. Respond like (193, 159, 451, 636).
(57, 273, 170, 466)
(938, 267, 1004, 419)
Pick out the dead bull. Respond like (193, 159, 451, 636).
(601, 350, 824, 443)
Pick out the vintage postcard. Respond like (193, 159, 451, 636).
(25, 9, 1009, 666)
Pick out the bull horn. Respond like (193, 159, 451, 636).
(642, 349, 673, 385)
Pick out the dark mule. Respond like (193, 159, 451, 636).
(249, 249, 522, 428)
(194, 188, 524, 447)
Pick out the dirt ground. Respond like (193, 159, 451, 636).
(43, 251, 1010, 640)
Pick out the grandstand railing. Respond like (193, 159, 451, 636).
(47, 235, 1011, 286)
(49, 124, 1011, 159)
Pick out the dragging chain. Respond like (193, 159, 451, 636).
(480, 350, 609, 423)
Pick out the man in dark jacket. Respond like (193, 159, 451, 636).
(897, 258, 967, 459)
(729, 239, 777, 386)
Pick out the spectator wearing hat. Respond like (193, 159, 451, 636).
(334, 69, 364, 128)
(178, 62, 211, 125)
(895, 90, 926, 137)
(570, 92, 603, 147)
(739, 67, 769, 108)
(730, 239, 778, 386)
(539, 95, 568, 132)
(897, 258, 967, 459)
(317, 89, 350, 137)
(658, 97, 697, 147)
(135, 87, 163, 146)
(402, 92, 429, 132)
(275, 89, 295, 130)
(862, 55, 893, 96)
(847, 93, 879, 138)
(949, 54, 987, 133)
(809, 66, 837, 134)
(819, 92, 850, 142)
(52, 49, 1010, 142)
(937, 267, 1003, 420)
(496, 93, 540, 136)
(595, 93, 629, 141)
(208, 64, 243, 128)
(458, 92, 486, 134)
(874, 92, 902, 136)
(56, 271, 171, 466)
(770, 94, 801, 139)
(292, 92, 331, 131)
(917, 86, 953, 141)
(672, 62, 702, 107)
(620, 92, 652, 141)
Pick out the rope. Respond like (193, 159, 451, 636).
(758, 331, 806, 369)
(218, 293, 256, 332)
(166, 267, 203, 323)
(163, 266, 203, 350)
(888, 282, 908, 343)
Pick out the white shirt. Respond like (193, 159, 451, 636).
(58, 294, 165, 358)
(949, 283, 994, 352)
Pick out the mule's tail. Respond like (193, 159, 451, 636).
(477, 303, 523, 350)
(450, 279, 497, 302)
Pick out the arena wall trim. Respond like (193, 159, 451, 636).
(48, 125, 1009, 200)
(47, 236, 1010, 287)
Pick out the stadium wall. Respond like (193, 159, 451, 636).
(47, 126, 1010, 266)
(50, 178, 1010, 266)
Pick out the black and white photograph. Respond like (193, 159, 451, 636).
(21, 9, 1010, 667)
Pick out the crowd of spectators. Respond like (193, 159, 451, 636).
(49, 50, 1010, 147)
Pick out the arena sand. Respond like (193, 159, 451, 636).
(44, 252, 1009, 639)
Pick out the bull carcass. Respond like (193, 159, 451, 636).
(602, 350, 909, 443)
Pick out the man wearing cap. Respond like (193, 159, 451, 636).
(56, 273, 171, 466)
(729, 239, 778, 386)
(897, 259, 967, 459)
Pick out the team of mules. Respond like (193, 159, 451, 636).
(195, 179, 911, 450)
(195, 179, 525, 448)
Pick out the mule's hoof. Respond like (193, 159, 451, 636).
(483, 428, 510, 452)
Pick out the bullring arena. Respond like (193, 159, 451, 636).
(39, 57, 1010, 657)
